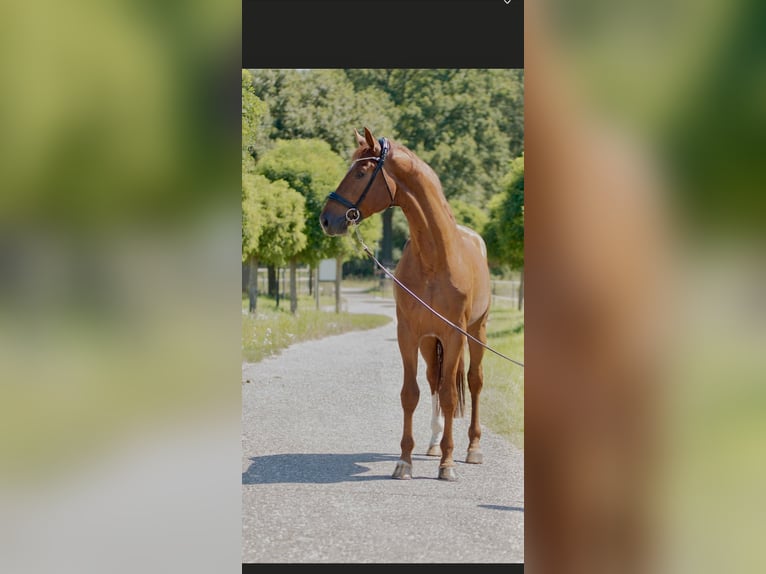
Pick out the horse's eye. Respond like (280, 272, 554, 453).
(355, 170, 366, 179)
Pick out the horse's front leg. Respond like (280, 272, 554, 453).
(393, 329, 419, 479)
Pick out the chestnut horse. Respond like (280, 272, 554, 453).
(319, 127, 491, 481)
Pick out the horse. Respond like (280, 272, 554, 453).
(319, 127, 492, 481)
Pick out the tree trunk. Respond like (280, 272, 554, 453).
(381, 209, 393, 267)
(242, 260, 249, 294)
(289, 259, 298, 314)
(267, 265, 278, 298)
(381, 209, 395, 293)
(308, 266, 314, 297)
(518, 267, 524, 311)
(247, 256, 259, 313)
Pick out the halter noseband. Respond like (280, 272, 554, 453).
(326, 137, 393, 224)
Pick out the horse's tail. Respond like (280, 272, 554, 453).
(455, 350, 466, 418)
(436, 340, 466, 418)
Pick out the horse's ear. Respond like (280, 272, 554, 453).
(354, 128, 365, 148)
(363, 127, 379, 153)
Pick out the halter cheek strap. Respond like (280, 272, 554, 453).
(326, 137, 393, 224)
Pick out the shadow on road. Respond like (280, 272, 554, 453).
(243, 452, 438, 484)
(478, 504, 525, 513)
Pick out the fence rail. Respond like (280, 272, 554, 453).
(243, 265, 522, 307)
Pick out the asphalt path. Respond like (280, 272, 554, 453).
(241, 288, 524, 563)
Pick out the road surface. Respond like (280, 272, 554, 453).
(241, 287, 524, 563)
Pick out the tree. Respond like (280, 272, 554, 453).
(345, 69, 524, 205)
(484, 155, 524, 309)
(242, 69, 272, 303)
(246, 69, 398, 158)
(246, 68, 395, 272)
(245, 68, 524, 274)
(242, 69, 269, 164)
(449, 198, 489, 234)
(242, 173, 306, 312)
(344, 69, 524, 266)
(255, 138, 382, 312)
(256, 139, 345, 264)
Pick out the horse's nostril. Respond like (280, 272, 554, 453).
(320, 215, 328, 229)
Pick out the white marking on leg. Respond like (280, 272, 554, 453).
(429, 392, 444, 448)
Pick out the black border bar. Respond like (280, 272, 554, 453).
(243, 0, 524, 68)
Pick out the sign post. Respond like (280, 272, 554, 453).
(318, 259, 338, 312)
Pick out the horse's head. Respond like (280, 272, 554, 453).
(319, 127, 395, 236)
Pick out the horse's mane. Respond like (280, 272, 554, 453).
(352, 138, 432, 181)
(388, 140, 456, 224)
(350, 136, 456, 224)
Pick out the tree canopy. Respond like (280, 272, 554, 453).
(241, 69, 268, 164)
(241, 173, 306, 266)
(242, 68, 524, 276)
(484, 154, 524, 270)
(344, 69, 524, 205)
(254, 138, 382, 265)
(246, 69, 397, 158)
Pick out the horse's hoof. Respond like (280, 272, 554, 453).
(438, 465, 458, 481)
(466, 449, 483, 464)
(426, 444, 442, 457)
(392, 460, 412, 480)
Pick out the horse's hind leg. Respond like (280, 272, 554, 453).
(393, 327, 420, 479)
(465, 314, 488, 464)
(437, 331, 466, 481)
(420, 337, 444, 457)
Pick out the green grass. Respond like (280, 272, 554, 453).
(481, 297, 525, 449)
(241, 291, 391, 363)
(242, 281, 524, 449)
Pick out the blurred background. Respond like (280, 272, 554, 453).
(0, 1, 242, 573)
(525, 0, 765, 573)
(0, 0, 763, 572)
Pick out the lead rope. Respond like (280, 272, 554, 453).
(352, 226, 524, 368)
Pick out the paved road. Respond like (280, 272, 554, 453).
(241, 288, 524, 563)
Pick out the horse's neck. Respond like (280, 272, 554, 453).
(390, 156, 459, 272)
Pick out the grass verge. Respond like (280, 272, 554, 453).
(241, 291, 391, 363)
(481, 296, 525, 449)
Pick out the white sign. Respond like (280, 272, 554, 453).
(318, 259, 336, 282)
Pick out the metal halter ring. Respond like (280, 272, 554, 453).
(345, 208, 361, 224)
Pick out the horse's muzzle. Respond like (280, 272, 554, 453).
(319, 212, 349, 236)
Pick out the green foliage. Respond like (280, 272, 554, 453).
(241, 69, 268, 163)
(242, 295, 391, 363)
(345, 69, 524, 206)
(481, 297, 525, 448)
(256, 138, 343, 199)
(255, 138, 382, 264)
(448, 198, 489, 234)
(246, 69, 398, 158)
(335, 215, 384, 263)
(242, 173, 306, 266)
(389, 209, 410, 262)
(484, 155, 524, 270)
(241, 171, 262, 260)
(255, 138, 344, 264)
(244, 68, 523, 268)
